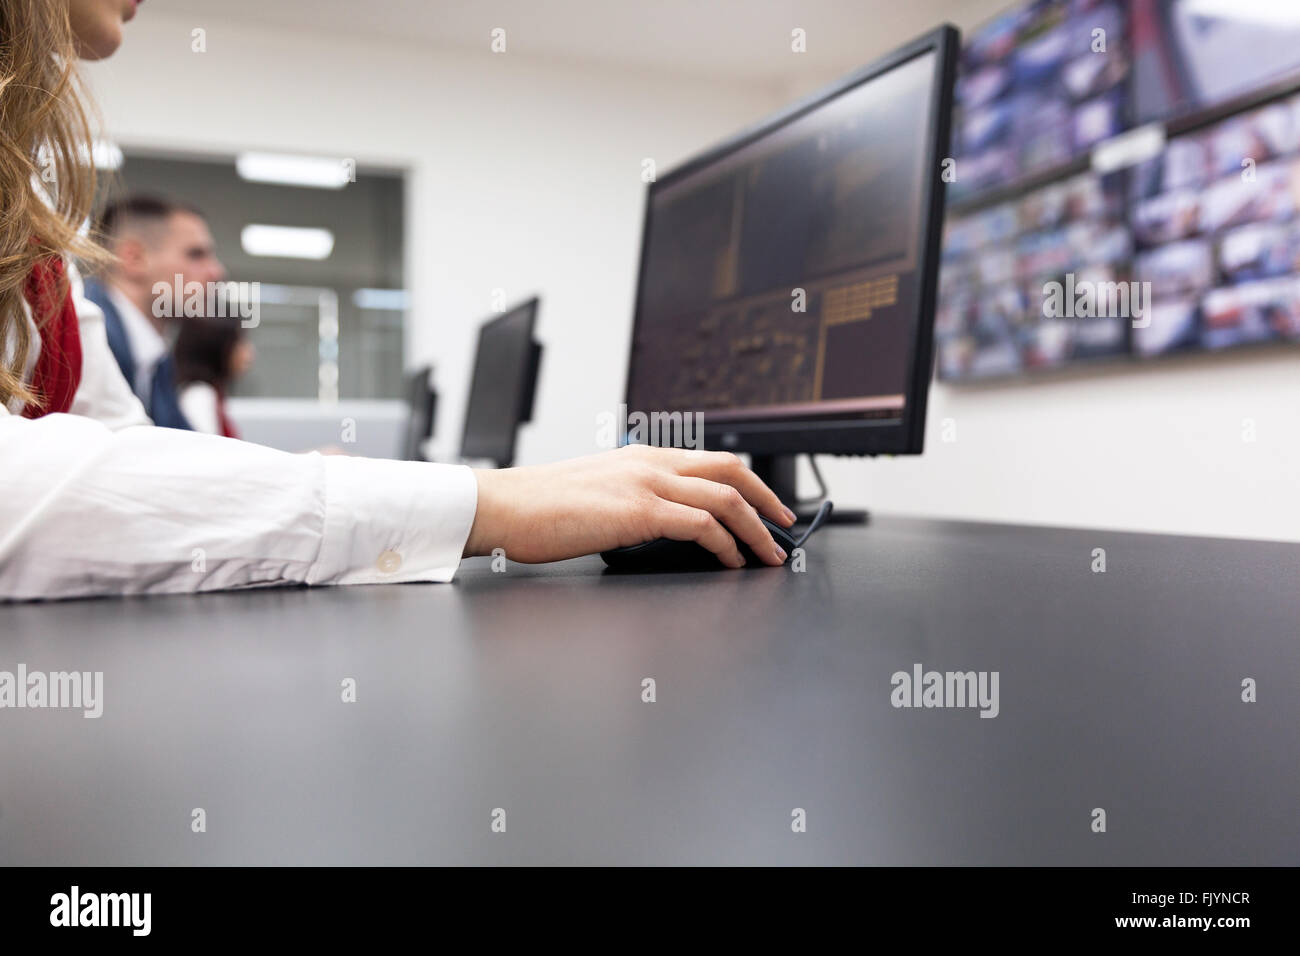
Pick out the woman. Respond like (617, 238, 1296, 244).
(0, 0, 794, 600)
(174, 318, 253, 439)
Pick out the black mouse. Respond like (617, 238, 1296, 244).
(600, 515, 798, 572)
(600, 501, 834, 572)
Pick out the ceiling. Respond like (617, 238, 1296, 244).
(156, 0, 1009, 84)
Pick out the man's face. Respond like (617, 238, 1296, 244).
(140, 211, 226, 291)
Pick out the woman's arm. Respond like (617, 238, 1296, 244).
(0, 409, 478, 600)
(0, 415, 792, 601)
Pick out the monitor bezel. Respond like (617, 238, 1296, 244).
(401, 364, 437, 462)
(622, 24, 959, 457)
(459, 295, 540, 467)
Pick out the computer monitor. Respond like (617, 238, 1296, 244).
(622, 25, 958, 518)
(400, 365, 438, 461)
(460, 297, 543, 468)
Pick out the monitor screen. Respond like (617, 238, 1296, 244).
(624, 29, 956, 456)
(460, 299, 539, 466)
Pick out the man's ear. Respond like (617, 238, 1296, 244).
(114, 236, 149, 280)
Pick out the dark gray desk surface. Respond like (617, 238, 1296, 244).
(1, 517, 1296, 865)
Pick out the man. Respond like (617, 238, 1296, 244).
(85, 196, 227, 429)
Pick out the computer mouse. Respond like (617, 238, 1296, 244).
(600, 515, 800, 572)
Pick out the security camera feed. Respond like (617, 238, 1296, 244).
(1129, 97, 1300, 356)
(936, 170, 1132, 379)
(939, 0, 1300, 381)
(954, 0, 1300, 204)
(626, 51, 937, 424)
(1132, 0, 1300, 125)
(949, 0, 1129, 202)
(938, 93, 1300, 380)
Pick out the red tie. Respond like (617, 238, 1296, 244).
(21, 256, 83, 418)
(215, 385, 240, 440)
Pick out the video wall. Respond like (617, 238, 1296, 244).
(937, 0, 1300, 382)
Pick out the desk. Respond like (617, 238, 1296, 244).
(1, 517, 1296, 865)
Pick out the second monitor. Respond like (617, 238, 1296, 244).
(460, 297, 543, 468)
(622, 25, 958, 518)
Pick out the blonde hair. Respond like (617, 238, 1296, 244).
(0, 0, 107, 409)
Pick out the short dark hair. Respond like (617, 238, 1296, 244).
(174, 317, 246, 390)
(96, 195, 204, 242)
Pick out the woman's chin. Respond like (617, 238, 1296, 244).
(74, 27, 123, 60)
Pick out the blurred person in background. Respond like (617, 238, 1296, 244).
(174, 317, 253, 439)
(84, 195, 227, 429)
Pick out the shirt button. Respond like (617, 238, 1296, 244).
(376, 550, 402, 573)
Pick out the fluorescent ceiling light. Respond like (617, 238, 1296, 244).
(353, 288, 409, 311)
(236, 151, 353, 189)
(241, 224, 335, 260)
(1182, 0, 1300, 26)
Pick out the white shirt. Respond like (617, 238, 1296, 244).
(105, 283, 167, 401)
(0, 261, 478, 601)
(178, 381, 222, 435)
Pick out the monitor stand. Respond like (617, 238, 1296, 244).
(749, 454, 869, 526)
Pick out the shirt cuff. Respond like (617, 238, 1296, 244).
(308, 456, 478, 586)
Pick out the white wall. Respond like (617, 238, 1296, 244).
(86, 10, 1300, 543)
(818, 349, 1300, 542)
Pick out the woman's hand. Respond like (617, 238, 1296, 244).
(464, 445, 797, 568)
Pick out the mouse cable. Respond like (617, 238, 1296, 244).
(794, 499, 834, 549)
(796, 455, 830, 509)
